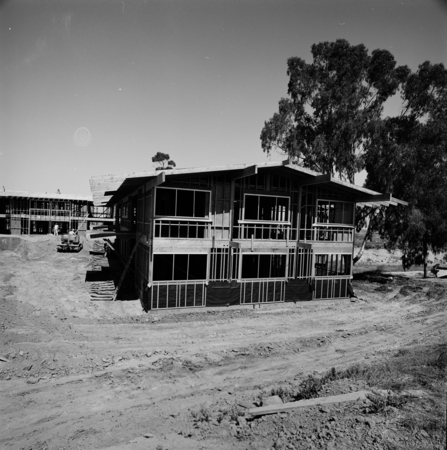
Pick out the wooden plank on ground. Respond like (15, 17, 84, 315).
(247, 391, 371, 417)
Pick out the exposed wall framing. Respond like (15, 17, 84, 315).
(0, 194, 110, 235)
(90, 161, 402, 309)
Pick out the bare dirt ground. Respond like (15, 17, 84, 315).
(0, 235, 445, 450)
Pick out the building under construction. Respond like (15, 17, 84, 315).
(0, 191, 112, 235)
(90, 161, 406, 310)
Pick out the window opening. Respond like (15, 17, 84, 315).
(244, 194, 289, 222)
(155, 187, 210, 218)
(153, 254, 207, 281)
(315, 254, 351, 277)
(317, 200, 354, 225)
(238, 194, 291, 240)
(241, 254, 286, 279)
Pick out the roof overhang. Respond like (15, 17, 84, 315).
(89, 161, 407, 207)
(279, 163, 408, 206)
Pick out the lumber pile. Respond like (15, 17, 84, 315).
(89, 241, 107, 271)
(87, 240, 116, 301)
(89, 280, 116, 301)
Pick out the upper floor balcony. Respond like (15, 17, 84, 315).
(154, 217, 212, 239)
(233, 220, 297, 241)
(152, 219, 353, 243)
(299, 223, 354, 243)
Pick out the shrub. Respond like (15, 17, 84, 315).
(366, 390, 407, 415)
(191, 406, 212, 422)
(269, 385, 296, 403)
(214, 403, 244, 423)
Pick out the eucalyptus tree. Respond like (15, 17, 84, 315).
(364, 61, 447, 277)
(152, 152, 176, 171)
(261, 39, 406, 183)
(261, 41, 446, 272)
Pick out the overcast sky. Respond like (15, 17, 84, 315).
(0, 0, 445, 195)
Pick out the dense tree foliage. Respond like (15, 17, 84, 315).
(152, 152, 176, 170)
(262, 40, 447, 274)
(364, 62, 447, 277)
(260, 39, 407, 182)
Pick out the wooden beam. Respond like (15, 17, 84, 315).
(86, 231, 136, 240)
(91, 224, 119, 230)
(356, 202, 385, 208)
(299, 174, 332, 186)
(355, 193, 391, 203)
(233, 165, 258, 180)
(146, 171, 166, 190)
(85, 217, 114, 222)
(390, 196, 408, 206)
(355, 193, 407, 206)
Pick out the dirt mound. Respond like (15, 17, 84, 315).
(0, 235, 56, 261)
(425, 284, 447, 301)
(0, 236, 22, 252)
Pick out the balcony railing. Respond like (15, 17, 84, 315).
(234, 221, 297, 241)
(299, 224, 354, 243)
(154, 219, 212, 239)
(152, 220, 353, 243)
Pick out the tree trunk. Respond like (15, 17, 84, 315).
(423, 239, 428, 279)
(353, 213, 373, 265)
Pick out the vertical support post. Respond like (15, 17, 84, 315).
(147, 186, 155, 290)
(206, 248, 211, 288)
(28, 198, 31, 235)
(229, 178, 235, 242)
(297, 186, 302, 242)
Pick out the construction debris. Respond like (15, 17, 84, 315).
(87, 241, 108, 271)
(86, 240, 116, 301)
(89, 281, 116, 301)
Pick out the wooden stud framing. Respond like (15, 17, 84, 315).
(86, 161, 408, 309)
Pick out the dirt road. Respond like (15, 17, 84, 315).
(0, 235, 445, 449)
